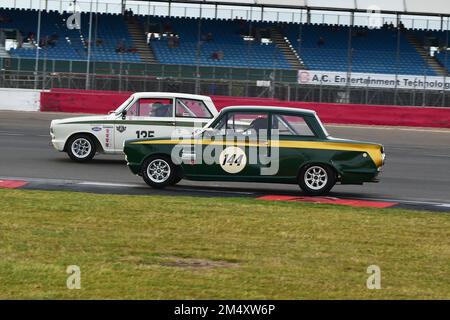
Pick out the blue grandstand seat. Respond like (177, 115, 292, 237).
(0, 8, 443, 75)
(0, 8, 140, 63)
(284, 24, 436, 76)
(143, 16, 291, 70)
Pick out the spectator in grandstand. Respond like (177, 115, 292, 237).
(39, 37, 49, 48)
(127, 47, 138, 53)
(124, 9, 134, 21)
(96, 38, 104, 46)
(168, 36, 175, 48)
(163, 22, 173, 34)
(0, 14, 12, 23)
(206, 32, 214, 42)
(26, 31, 35, 43)
(317, 36, 325, 46)
(174, 36, 180, 47)
(146, 32, 155, 43)
(17, 32, 23, 48)
(48, 32, 58, 47)
(236, 17, 246, 35)
(211, 51, 219, 60)
(116, 40, 126, 53)
(211, 50, 224, 60)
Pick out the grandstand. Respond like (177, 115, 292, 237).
(1, 8, 139, 62)
(1, 6, 448, 75)
(1, 1, 450, 107)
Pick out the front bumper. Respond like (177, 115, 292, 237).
(51, 136, 65, 151)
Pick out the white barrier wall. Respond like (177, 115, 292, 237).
(0, 88, 41, 111)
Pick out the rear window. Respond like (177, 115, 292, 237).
(175, 98, 212, 119)
(271, 114, 315, 137)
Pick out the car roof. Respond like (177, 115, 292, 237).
(131, 92, 213, 101)
(220, 105, 317, 116)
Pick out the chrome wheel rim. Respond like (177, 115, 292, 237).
(304, 166, 328, 190)
(71, 138, 92, 158)
(147, 159, 171, 183)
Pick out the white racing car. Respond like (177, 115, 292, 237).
(50, 92, 218, 161)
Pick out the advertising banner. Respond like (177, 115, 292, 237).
(297, 70, 450, 91)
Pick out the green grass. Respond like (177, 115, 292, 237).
(1, 189, 450, 299)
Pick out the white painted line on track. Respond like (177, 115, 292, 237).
(78, 181, 143, 188)
(349, 196, 450, 207)
(0, 133, 25, 136)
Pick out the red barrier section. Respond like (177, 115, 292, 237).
(40, 89, 450, 128)
(41, 89, 132, 114)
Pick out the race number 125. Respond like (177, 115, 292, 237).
(136, 130, 155, 139)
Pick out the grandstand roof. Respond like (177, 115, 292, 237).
(133, 0, 450, 17)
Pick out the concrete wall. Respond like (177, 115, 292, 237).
(0, 88, 41, 111)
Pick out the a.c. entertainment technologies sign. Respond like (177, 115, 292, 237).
(298, 70, 450, 91)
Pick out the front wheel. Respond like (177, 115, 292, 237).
(298, 164, 336, 196)
(142, 155, 177, 189)
(66, 134, 96, 162)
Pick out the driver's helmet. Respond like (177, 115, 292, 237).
(151, 102, 169, 117)
(251, 117, 268, 132)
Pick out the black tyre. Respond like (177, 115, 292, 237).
(298, 164, 336, 196)
(66, 134, 96, 162)
(141, 155, 177, 189)
(171, 175, 183, 186)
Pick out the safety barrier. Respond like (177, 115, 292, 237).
(39, 89, 450, 128)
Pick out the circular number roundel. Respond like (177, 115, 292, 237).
(219, 146, 247, 174)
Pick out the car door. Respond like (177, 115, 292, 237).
(270, 112, 319, 179)
(114, 98, 175, 151)
(189, 111, 270, 180)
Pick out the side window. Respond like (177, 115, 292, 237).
(271, 114, 315, 137)
(127, 98, 173, 118)
(214, 112, 269, 136)
(175, 98, 212, 119)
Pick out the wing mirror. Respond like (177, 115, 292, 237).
(121, 109, 127, 120)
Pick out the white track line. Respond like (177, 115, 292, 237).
(78, 181, 142, 188)
(347, 196, 450, 207)
(0, 133, 25, 136)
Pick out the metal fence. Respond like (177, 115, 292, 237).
(2, 2, 450, 107)
(2, 64, 450, 107)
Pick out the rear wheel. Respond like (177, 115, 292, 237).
(171, 176, 182, 186)
(298, 164, 336, 196)
(67, 134, 96, 162)
(142, 155, 177, 188)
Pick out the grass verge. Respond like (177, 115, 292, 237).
(1, 189, 450, 299)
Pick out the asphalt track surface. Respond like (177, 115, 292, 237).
(0, 110, 449, 211)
